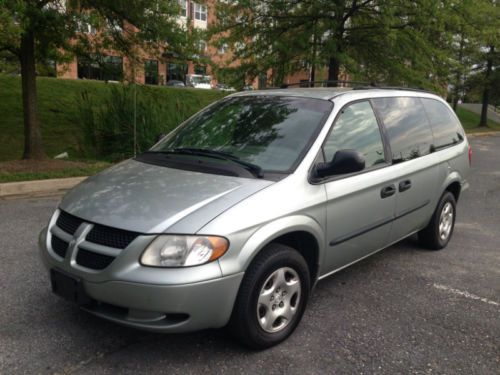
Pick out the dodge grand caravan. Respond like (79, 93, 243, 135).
(39, 87, 470, 348)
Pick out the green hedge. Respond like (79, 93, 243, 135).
(0, 74, 226, 161)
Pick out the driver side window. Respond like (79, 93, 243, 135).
(323, 101, 385, 168)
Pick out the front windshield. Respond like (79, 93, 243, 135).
(151, 96, 333, 173)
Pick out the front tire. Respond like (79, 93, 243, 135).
(419, 191, 457, 250)
(229, 243, 310, 349)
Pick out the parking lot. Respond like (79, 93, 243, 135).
(0, 135, 498, 374)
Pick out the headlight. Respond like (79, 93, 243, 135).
(140, 235, 229, 267)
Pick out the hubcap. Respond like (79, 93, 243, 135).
(257, 267, 301, 333)
(439, 202, 454, 241)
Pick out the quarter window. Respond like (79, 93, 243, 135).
(421, 98, 463, 149)
(324, 101, 386, 168)
(372, 97, 433, 162)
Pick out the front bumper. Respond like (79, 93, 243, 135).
(39, 227, 244, 332)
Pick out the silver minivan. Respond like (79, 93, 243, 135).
(39, 87, 470, 348)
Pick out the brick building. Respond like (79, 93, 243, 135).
(56, 1, 321, 88)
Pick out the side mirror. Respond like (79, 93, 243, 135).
(315, 149, 365, 178)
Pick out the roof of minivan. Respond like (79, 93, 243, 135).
(230, 87, 439, 101)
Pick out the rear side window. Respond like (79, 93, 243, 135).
(421, 98, 463, 149)
(323, 101, 386, 168)
(372, 97, 433, 163)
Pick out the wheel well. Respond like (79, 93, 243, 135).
(271, 231, 320, 283)
(445, 181, 461, 202)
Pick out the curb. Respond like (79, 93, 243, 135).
(0, 176, 87, 200)
(467, 131, 500, 137)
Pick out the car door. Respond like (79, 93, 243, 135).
(320, 100, 397, 273)
(371, 97, 440, 243)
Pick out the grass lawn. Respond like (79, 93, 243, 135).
(1, 73, 498, 183)
(455, 106, 500, 133)
(0, 74, 226, 162)
(0, 160, 111, 183)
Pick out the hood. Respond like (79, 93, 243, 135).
(60, 159, 273, 234)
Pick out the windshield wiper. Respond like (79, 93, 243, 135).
(172, 148, 264, 178)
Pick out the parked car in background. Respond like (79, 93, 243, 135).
(186, 74, 212, 89)
(216, 83, 236, 92)
(166, 80, 185, 87)
(39, 86, 470, 349)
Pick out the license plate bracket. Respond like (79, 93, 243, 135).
(50, 269, 91, 306)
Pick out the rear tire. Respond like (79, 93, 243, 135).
(229, 243, 310, 349)
(418, 191, 456, 250)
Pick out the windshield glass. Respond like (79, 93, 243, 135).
(151, 96, 333, 173)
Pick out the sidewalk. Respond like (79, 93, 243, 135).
(0, 176, 87, 200)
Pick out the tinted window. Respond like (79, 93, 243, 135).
(324, 101, 385, 168)
(153, 96, 333, 172)
(372, 97, 433, 162)
(421, 98, 463, 149)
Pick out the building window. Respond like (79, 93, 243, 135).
(194, 65, 206, 75)
(234, 41, 245, 53)
(194, 3, 207, 21)
(179, 0, 187, 17)
(218, 43, 228, 54)
(145, 60, 159, 85)
(77, 20, 96, 35)
(198, 40, 207, 53)
(259, 73, 267, 89)
(77, 55, 123, 82)
(106, 19, 123, 33)
(167, 62, 188, 83)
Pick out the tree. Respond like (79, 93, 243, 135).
(210, 0, 455, 90)
(449, 0, 499, 126)
(0, 0, 189, 159)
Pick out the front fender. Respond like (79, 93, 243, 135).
(218, 215, 326, 278)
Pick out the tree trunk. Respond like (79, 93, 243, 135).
(452, 33, 465, 112)
(309, 20, 317, 87)
(327, 56, 340, 87)
(479, 46, 494, 128)
(20, 30, 46, 159)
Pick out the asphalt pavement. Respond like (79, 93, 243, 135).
(1, 135, 499, 374)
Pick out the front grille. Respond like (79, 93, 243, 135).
(51, 210, 141, 271)
(86, 224, 139, 249)
(51, 235, 69, 258)
(76, 249, 115, 270)
(56, 210, 83, 235)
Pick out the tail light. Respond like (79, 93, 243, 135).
(468, 144, 472, 166)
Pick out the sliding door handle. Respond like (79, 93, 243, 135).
(399, 179, 412, 192)
(380, 184, 396, 198)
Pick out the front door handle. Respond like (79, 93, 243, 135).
(380, 184, 396, 198)
(399, 179, 412, 192)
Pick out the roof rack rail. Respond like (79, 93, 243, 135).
(277, 80, 434, 94)
(352, 85, 433, 94)
(279, 80, 375, 88)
